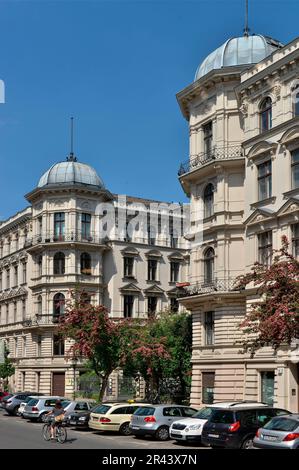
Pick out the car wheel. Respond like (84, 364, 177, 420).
(119, 422, 132, 436)
(155, 426, 169, 441)
(241, 437, 254, 449)
(13, 405, 20, 416)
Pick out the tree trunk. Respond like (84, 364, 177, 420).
(98, 374, 110, 403)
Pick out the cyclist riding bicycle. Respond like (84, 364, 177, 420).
(45, 400, 65, 440)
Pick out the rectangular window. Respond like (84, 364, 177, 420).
(54, 212, 65, 241)
(22, 263, 27, 284)
(81, 213, 91, 239)
(203, 121, 213, 156)
(14, 266, 18, 287)
(6, 269, 10, 289)
(258, 231, 272, 266)
(22, 300, 26, 321)
(170, 297, 179, 313)
(148, 259, 157, 281)
(124, 257, 134, 277)
(148, 297, 157, 317)
(13, 302, 17, 323)
(261, 371, 275, 406)
(202, 372, 215, 404)
(292, 224, 299, 258)
(291, 149, 299, 189)
(37, 335, 42, 357)
(0, 272, 2, 291)
(205, 311, 215, 345)
(23, 336, 27, 357)
(170, 262, 180, 283)
(258, 160, 272, 200)
(38, 216, 43, 236)
(53, 335, 65, 356)
(124, 295, 134, 318)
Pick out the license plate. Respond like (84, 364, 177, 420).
(131, 426, 140, 430)
(171, 433, 182, 438)
(263, 435, 278, 441)
(208, 434, 219, 438)
(70, 421, 76, 425)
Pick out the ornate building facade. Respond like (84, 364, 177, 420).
(0, 155, 189, 398)
(178, 34, 299, 412)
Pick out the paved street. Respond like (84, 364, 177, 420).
(0, 410, 204, 449)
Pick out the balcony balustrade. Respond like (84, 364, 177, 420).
(26, 230, 108, 247)
(176, 278, 243, 296)
(178, 145, 243, 176)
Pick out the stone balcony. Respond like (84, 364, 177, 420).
(176, 278, 243, 297)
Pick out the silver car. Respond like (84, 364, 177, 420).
(4, 392, 39, 416)
(63, 400, 96, 419)
(254, 414, 299, 449)
(130, 405, 198, 441)
(23, 396, 70, 422)
(18, 394, 45, 417)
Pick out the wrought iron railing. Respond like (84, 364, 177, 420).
(26, 231, 108, 247)
(178, 145, 243, 176)
(176, 278, 242, 296)
(21, 314, 64, 327)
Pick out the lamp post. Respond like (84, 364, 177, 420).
(72, 357, 78, 400)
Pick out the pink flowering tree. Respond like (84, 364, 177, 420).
(238, 236, 299, 355)
(59, 290, 132, 402)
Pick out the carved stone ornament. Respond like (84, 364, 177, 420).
(273, 83, 281, 101)
(239, 99, 249, 116)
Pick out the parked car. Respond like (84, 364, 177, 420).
(89, 403, 152, 436)
(23, 396, 70, 422)
(18, 394, 45, 417)
(67, 403, 98, 429)
(169, 401, 253, 443)
(63, 400, 96, 420)
(4, 392, 40, 416)
(201, 403, 291, 449)
(254, 414, 299, 449)
(130, 404, 198, 441)
(0, 393, 12, 408)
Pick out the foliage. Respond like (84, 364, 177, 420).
(0, 346, 15, 391)
(237, 236, 299, 355)
(123, 310, 192, 403)
(58, 290, 132, 402)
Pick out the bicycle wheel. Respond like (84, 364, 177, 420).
(56, 426, 67, 444)
(42, 424, 51, 441)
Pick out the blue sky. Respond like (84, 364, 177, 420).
(0, 0, 298, 219)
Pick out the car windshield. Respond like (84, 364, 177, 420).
(61, 401, 71, 408)
(263, 417, 299, 432)
(192, 407, 213, 420)
(92, 404, 111, 414)
(133, 407, 156, 416)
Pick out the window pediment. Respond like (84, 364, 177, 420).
(145, 249, 162, 259)
(279, 126, 299, 148)
(247, 140, 277, 161)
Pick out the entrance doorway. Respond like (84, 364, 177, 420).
(52, 372, 65, 396)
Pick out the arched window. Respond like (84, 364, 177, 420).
(80, 253, 91, 275)
(204, 248, 215, 284)
(292, 82, 299, 116)
(260, 97, 272, 132)
(54, 252, 65, 275)
(53, 293, 65, 317)
(203, 183, 214, 218)
(37, 295, 42, 315)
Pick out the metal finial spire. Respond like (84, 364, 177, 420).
(244, 0, 250, 37)
(67, 117, 77, 162)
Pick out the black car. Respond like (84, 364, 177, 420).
(67, 404, 98, 428)
(201, 405, 291, 449)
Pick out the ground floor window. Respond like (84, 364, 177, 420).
(261, 370, 275, 405)
(202, 371, 215, 404)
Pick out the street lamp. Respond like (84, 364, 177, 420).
(71, 356, 78, 400)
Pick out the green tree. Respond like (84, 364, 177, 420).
(0, 346, 15, 391)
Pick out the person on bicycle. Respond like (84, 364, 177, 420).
(45, 400, 65, 439)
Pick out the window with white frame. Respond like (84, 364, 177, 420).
(259, 97, 272, 132)
(291, 149, 299, 189)
(292, 224, 299, 258)
(204, 311, 215, 345)
(258, 231, 272, 266)
(258, 160, 272, 200)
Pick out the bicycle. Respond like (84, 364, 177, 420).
(42, 417, 68, 444)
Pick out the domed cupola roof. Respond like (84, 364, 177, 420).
(194, 34, 283, 81)
(38, 155, 105, 189)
